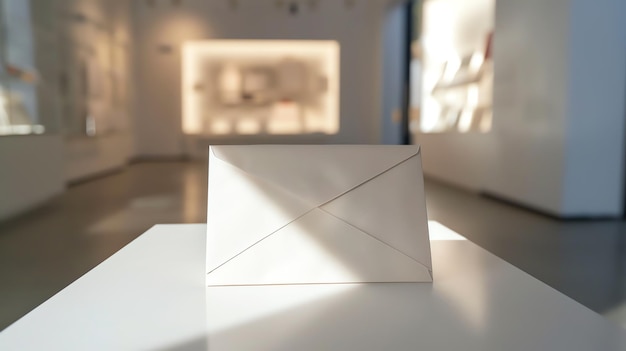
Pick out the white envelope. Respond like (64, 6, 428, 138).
(206, 145, 433, 286)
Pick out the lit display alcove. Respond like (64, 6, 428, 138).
(183, 40, 340, 136)
(412, 0, 494, 134)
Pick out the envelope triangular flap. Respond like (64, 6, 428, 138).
(206, 209, 433, 286)
(210, 145, 420, 207)
(207, 150, 312, 273)
(320, 154, 432, 268)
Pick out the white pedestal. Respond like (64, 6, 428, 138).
(0, 224, 624, 350)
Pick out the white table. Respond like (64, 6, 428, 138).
(1, 224, 624, 351)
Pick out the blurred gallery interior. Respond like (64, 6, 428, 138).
(1, 0, 626, 334)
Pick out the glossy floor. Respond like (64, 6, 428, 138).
(0, 161, 625, 331)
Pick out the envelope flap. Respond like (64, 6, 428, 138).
(320, 154, 432, 267)
(207, 151, 313, 273)
(211, 145, 420, 206)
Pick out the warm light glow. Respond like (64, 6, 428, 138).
(468, 84, 479, 107)
(428, 221, 467, 241)
(420, 100, 442, 132)
(480, 110, 493, 133)
(236, 118, 261, 135)
(86, 115, 97, 137)
(204, 220, 465, 337)
(182, 40, 340, 136)
(0, 124, 45, 136)
(443, 55, 461, 82)
(458, 109, 474, 133)
(206, 284, 355, 335)
(32, 125, 45, 134)
(211, 119, 232, 135)
(445, 108, 459, 129)
(219, 64, 243, 104)
(267, 101, 302, 134)
(469, 52, 485, 72)
(205, 221, 466, 337)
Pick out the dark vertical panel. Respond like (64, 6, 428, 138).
(401, 0, 414, 145)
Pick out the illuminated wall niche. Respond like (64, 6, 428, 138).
(183, 40, 340, 136)
(415, 0, 494, 134)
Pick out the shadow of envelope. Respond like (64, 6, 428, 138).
(206, 145, 432, 286)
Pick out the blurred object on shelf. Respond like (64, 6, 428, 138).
(0, 90, 45, 135)
(4, 64, 38, 83)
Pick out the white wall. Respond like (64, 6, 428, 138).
(0, 135, 64, 221)
(417, 0, 626, 217)
(65, 133, 132, 182)
(486, 0, 626, 217)
(0, 0, 136, 221)
(132, 1, 391, 157)
(484, 0, 570, 214)
(49, 0, 135, 182)
(419, 133, 492, 190)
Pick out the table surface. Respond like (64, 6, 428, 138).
(1, 224, 625, 351)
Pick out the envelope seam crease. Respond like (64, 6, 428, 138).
(207, 208, 316, 275)
(212, 148, 419, 208)
(318, 208, 433, 272)
(316, 155, 420, 208)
